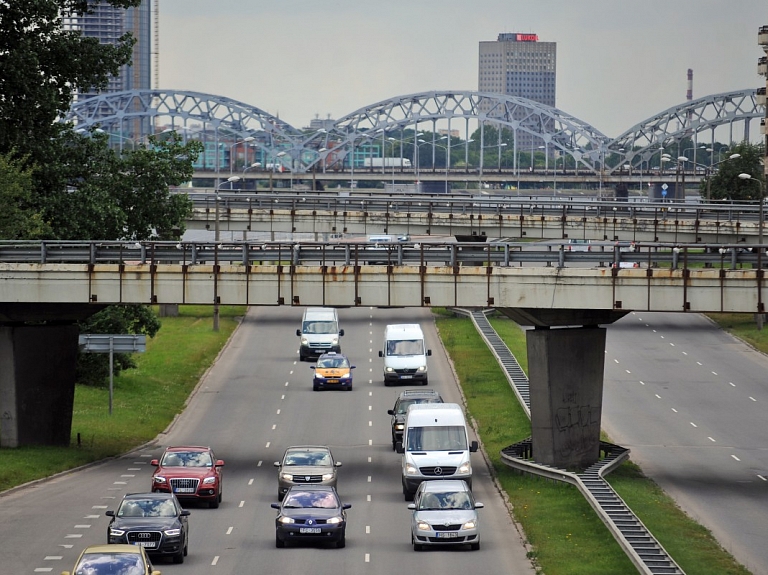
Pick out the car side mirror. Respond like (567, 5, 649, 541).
(335, 462, 342, 467)
(407, 503, 416, 510)
(296, 329, 301, 337)
(342, 503, 352, 509)
(475, 502, 485, 509)
(150, 459, 159, 466)
(180, 509, 191, 517)
(427, 349, 432, 356)
(395, 441, 404, 454)
(215, 460, 225, 467)
(310, 366, 315, 370)
(387, 409, 395, 415)
(350, 365, 356, 369)
(273, 462, 281, 467)
(378, 350, 383, 357)
(339, 329, 345, 336)
(470, 440, 478, 452)
(105, 510, 115, 517)
(271, 503, 280, 509)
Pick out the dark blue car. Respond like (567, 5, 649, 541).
(271, 485, 350, 548)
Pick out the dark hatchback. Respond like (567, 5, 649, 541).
(106, 492, 190, 564)
(271, 485, 351, 548)
(387, 388, 443, 449)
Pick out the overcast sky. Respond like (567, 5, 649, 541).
(158, 0, 766, 138)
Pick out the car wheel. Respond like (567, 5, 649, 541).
(412, 534, 423, 551)
(345, 385, 352, 391)
(313, 384, 320, 391)
(336, 530, 346, 548)
(422, 378, 429, 386)
(209, 496, 219, 509)
(384, 380, 391, 387)
(183, 539, 188, 557)
(275, 534, 285, 548)
(278, 492, 284, 502)
(470, 542, 480, 551)
(173, 548, 185, 564)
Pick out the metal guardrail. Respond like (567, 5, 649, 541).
(457, 308, 685, 575)
(0, 240, 763, 269)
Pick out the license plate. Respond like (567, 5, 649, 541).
(300, 527, 322, 534)
(400, 375, 413, 379)
(133, 541, 157, 548)
(437, 532, 458, 538)
(174, 487, 195, 493)
(326, 379, 339, 384)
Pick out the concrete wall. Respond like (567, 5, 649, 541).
(0, 325, 79, 447)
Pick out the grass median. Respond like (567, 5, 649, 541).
(434, 309, 751, 575)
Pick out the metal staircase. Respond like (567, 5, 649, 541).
(455, 308, 685, 575)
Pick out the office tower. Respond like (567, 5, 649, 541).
(478, 32, 556, 106)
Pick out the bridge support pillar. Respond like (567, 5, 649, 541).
(0, 325, 79, 448)
(527, 325, 606, 469)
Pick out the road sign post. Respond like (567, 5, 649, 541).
(78, 335, 147, 414)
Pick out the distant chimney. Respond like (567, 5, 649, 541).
(687, 68, 693, 101)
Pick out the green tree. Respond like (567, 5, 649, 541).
(703, 141, 765, 202)
(0, 152, 49, 239)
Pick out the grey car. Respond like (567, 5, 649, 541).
(408, 480, 482, 551)
(274, 446, 341, 501)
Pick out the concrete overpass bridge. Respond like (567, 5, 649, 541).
(186, 193, 764, 245)
(1, 240, 765, 472)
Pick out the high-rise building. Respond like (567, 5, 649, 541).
(478, 32, 556, 106)
(64, 1, 152, 95)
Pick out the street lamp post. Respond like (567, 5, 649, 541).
(212, 175, 240, 332)
(738, 172, 765, 328)
(229, 136, 255, 177)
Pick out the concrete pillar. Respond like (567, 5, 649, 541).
(0, 325, 79, 447)
(527, 325, 606, 469)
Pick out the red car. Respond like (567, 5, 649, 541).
(151, 446, 224, 508)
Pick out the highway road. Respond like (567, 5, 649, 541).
(603, 312, 768, 575)
(1, 307, 535, 575)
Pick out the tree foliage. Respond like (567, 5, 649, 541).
(702, 141, 765, 202)
(0, 152, 48, 239)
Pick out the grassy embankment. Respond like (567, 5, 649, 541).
(0, 305, 760, 574)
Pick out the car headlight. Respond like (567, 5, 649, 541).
(300, 337, 308, 345)
(153, 476, 166, 484)
(394, 424, 405, 431)
(280, 472, 294, 481)
(203, 476, 216, 485)
(164, 528, 182, 537)
(416, 365, 427, 372)
(405, 463, 418, 475)
(109, 528, 125, 537)
(462, 520, 477, 530)
(322, 473, 335, 481)
(326, 516, 343, 524)
(416, 521, 431, 531)
(458, 462, 471, 474)
(385, 367, 394, 373)
(340, 371, 350, 379)
(331, 337, 339, 345)
(279, 516, 295, 524)
(314, 374, 326, 381)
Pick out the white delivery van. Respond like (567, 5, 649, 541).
(296, 308, 344, 361)
(378, 324, 431, 386)
(396, 403, 478, 499)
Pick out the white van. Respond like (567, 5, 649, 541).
(396, 403, 479, 499)
(296, 308, 344, 361)
(378, 324, 431, 386)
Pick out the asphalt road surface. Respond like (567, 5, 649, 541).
(1, 306, 535, 575)
(603, 311, 768, 575)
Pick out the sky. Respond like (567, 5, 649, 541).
(158, 0, 766, 139)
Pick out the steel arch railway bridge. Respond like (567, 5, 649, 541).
(65, 89, 762, 179)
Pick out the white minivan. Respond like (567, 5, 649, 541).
(396, 403, 478, 500)
(296, 308, 344, 361)
(378, 324, 431, 386)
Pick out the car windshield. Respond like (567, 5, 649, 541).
(396, 398, 438, 415)
(386, 339, 423, 356)
(283, 490, 339, 509)
(118, 498, 178, 518)
(317, 356, 349, 369)
(284, 450, 331, 467)
(302, 320, 337, 334)
(407, 426, 468, 451)
(162, 450, 213, 467)
(419, 491, 473, 510)
(76, 552, 146, 575)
